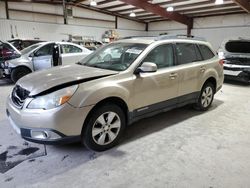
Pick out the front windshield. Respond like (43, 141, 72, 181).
(79, 43, 148, 71)
(21, 43, 41, 55)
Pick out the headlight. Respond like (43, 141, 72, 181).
(4, 61, 9, 67)
(27, 85, 78, 110)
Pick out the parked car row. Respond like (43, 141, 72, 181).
(6, 35, 224, 151)
(1, 41, 91, 82)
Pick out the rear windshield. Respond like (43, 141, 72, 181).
(225, 41, 250, 53)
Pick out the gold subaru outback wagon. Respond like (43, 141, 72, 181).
(6, 35, 224, 151)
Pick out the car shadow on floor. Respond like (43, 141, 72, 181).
(122, 98, 224, 145)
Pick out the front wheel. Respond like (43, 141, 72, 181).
(194, 82, 215, 111)
(82, 104, 126, 151)
(11, 67, 31, 83)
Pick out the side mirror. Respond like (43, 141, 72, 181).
(135, 62, 157, 74)
(29, 52, 35, 58)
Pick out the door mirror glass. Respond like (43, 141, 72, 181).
(29, 52, 34, 58)
(135, 62, 157, 74)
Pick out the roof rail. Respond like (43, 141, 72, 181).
(156, 34, 206, 42)
(119, 36, 156, 40)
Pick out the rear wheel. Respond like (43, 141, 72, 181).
(11, 67, 31, 83)
(195, 82, 215, 111)
(82, 104, 126, 151)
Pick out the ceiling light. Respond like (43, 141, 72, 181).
(90, 0, 97, 6)
(129, 12, 136, 17)
(166, 6, 174, 12)
(215, 0, 223, 5)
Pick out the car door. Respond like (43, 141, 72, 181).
(32, 43, 54, 71)
(132, 43, 180, 116)
(174, 42, 204, 104)
(60, 44, 87, 65)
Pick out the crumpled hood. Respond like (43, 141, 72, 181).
(17, 64, 118, 96)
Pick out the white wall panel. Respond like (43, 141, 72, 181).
(0, 2, 6, 19)
(8, 2, 33, 12)
(148, 21, 186, 31)
(9, 11, 63, 24)
(117, 29, 147, 38)
(148, 14, 250, 50)
(117, 17, 145, 31)
(8, 2, 63, 15)
(0, 19, 146, 41)
(73, 7, 114, 21)
(68, 17, 114, 28)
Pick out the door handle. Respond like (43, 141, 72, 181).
(200, 66, 206, 73)
(169, 73, 178, 80)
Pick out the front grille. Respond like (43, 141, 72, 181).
(11, 85, 30, 108)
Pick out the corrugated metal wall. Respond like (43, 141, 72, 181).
(0, 1, 146, 41)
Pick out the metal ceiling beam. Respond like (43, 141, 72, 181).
(73, 3, 145, 23)
(119, 0, 192, 27)
(97, 0, 114, 6)
(102, 3, 128, 10)
(5, 0, 9, 19)
(232, 0, 250, 13)
(186, 7, 243, 16)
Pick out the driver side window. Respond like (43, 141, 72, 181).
(143, 44, 174, 69)
(35, 43, 54, 57)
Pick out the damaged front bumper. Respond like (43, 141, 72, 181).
(224, 63, 250, 83)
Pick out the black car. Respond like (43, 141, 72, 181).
(219, 38, 250, 83)
(8, 39, 45, 51)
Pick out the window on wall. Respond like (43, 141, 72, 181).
(143, 44, 174, 69)
(176, 43, 202, 65)
(61, 44, 82, 54)
(198, 44, 215, 60)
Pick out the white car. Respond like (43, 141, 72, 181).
(4, 41, 92, 82)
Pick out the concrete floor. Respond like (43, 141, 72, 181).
(0, 78, 250, 188)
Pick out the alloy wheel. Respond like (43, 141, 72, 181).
(92, 112, 121, 145)
(201, 86, 213, 108)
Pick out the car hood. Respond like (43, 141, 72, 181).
(17, 64, 118, 96)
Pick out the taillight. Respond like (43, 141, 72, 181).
(219, 59, 224, 66)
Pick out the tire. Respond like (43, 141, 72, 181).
(11, 67, 31, 83)
(82, 104, 126, 151)
(194, 82, 215, 111)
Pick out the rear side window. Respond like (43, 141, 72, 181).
(198, 44, 215, 60)
(176, 43, 201, 65)
(61, 44, 82, 54)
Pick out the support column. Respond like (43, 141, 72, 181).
(187, 18, 193, 36)
(145, 23, 148, 31)
(63, 0, 68, 24)
(115, 16, 118, 29)
(5, 0, 9, 19)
